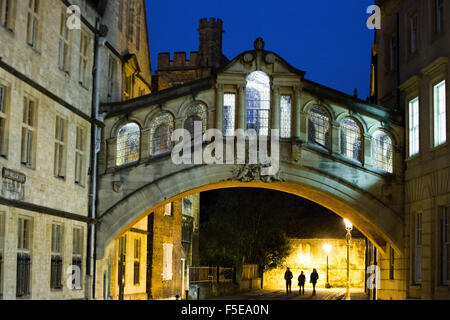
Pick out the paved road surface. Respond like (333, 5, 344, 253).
(210, 288, 369, 300)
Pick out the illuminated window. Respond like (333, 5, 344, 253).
(58, 6, 71, 72)
(116, 123, 140, 167)
(184, 104, 207, 137)
(26, 0, 39, 47)
(50, 224, 63, 290)
(308, 107, 330, 150)
(164, 203, 173, 216)
(150, 113, 174, 156)
(223, 93, 236, 137)
(373, 130, 393, 173)
(441, 207, 449, 285)
(408, 97, 420, 157)
(341, 118, 362, 162)
(280, 95, 292, 138)
(414, 213, 422, 284)
(434, 81, 446, 146)
(162, 243, 173, 281)
(246, 71, 270, 136)
(54, 115, 66, 179)
(0, 85, 7, 157)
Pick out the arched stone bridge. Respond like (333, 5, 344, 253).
(96, 42, 404, 259)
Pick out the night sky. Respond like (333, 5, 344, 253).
(146, 0, 375, 99)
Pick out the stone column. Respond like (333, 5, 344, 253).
(331, 121, 340, 154)
(271, 84, 280, 131)
(293, 85, 303, 140)
(237, 84, 246, 130)
(216, 84, 224, 131)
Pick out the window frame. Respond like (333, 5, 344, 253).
(16, 216, 32, 298)
(0, 84, 8, 157)
(246, 71, 271, 137)
(115, 122, 141, 167)
(340, 117, 363, 163)
(441, 207, 449, 285)
(0, 0, 15, 31)
(223, 93, 236, 137)
(54, 115, 67, 179)
(21, 96, 37, 168)
(413, 212, 422, 285)
(78, 30, 90, 87)
(433, 80, 446, 147)
(75, 125, 86, 186)
(280, 95, 292, 139)
(162, 243, 173, 281)
(408, 97, 420, 158)
(26, 0, 40, 48)
(308, 106, 331, 151)
(372, 130, 394, 173)
(58, 6, 72, 73)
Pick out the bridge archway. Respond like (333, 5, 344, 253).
(96, 162, 403, 259)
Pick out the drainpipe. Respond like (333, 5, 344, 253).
(86, 18, 107, 300)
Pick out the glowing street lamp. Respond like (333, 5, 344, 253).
(323, 243, 332, 288)
(344, 219, 353, 300)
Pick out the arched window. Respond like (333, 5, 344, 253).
(116, 123, 140, 166)
(246, 71, 270, 136)
(308, 107, 331, 149)
(340, 118, 362, 162)
(184, 104, 207, 137)
(373, 130, 393, 173)
(149, 112, 174, 156)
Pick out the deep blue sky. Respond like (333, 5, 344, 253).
(146, 0, 374, 99)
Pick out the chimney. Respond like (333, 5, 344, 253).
(198, 18, 224, 69)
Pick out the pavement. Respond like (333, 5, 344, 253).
(210, 288, 370, 300)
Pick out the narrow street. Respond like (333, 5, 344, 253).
(210, 288, 369, 300)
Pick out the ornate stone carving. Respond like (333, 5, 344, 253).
(254, 37, 265, 51)
(231, 163, 284, 183)
(243, 52, 254, 64)
(112, 181, 123, 193)
(265, 53, 275, 64)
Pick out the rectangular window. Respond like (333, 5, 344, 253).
(58, 7, 71, 72)
(133, 238, 141, 285)
(414, 213, 422, 284)
(388, 36, 397, 72)
(409, 15, 418, 55)
(435, 0, 444, 34)
(75, 126, 85, 185)
(280, 95, 292, 138)
(389, 247, 395, 280)
(223, 93, 236, 137)
(17, 217, 32, 298)
(409, 97, 420, 157)
(54, 115, 66, 179)
(441, 207, 449, 285)
(26, 0, 39, 47)
(0, 0, 14, 31)
(0, 85, 7, 157)
(50, 224, 63, 290)
(72, 227, 83, 289)
(434, 81, 446, 146)
(107, 56, 117, 100)
(0, 212, 4, 298)
(162, 243, 173, 281)
(21, 97, 36, 167)
(124, 75, 133, 100)
(79, 31, 90, 86)
(164, 203, 173, 216)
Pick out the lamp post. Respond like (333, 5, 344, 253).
(323, 244, 332, 288)
(344, 219, 353, 300)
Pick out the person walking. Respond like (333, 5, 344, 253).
(284, 267, 293, 295)
(310, 269, 319, 296)
(298, 271, 306, 295)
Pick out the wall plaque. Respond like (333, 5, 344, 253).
(2, 168, 27, 184)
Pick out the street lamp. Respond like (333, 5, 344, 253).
(344, 219, 353, 300)
(323, 243, 332, 288)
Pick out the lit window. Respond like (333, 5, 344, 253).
(54, 115, 66, 179)
(373, 130, 393, 173)
(116, 123, 140, 167)
(280, 95, 292, 138)
(0, 85, 7, 157)
(26, 0, 39, 47)
(223, 93, 236, 137)
(58, 7, 71, 72)
(409, 97, 420, 157)
(50, 224, 63, 290)
(414, 213, 422, 284)
(162, 243, 173, 281)
(308, 107, 330, 150)
(184, 104, 207, 137)
(341, 118, 362, 162)
(164, 203, 172, 216)
(21, 97, 36, 168)
(246, 71, 270, 136)
(441, 207, 449, 285)
(434, 81, 446, 146)
(150, 113, 174, 156)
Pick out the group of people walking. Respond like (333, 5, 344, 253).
(284, 267, 319, 296)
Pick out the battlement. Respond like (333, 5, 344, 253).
(157, 51, 199, 70)
(199, 17, 223, 28)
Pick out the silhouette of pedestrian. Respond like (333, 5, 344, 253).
(298, 271, 306, 295)
(284, 267, 293, 295)
(310, 269, 319, 296)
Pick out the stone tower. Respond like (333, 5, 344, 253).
(198, 17, 224, 69)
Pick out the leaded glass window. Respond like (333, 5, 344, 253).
(341, 118, 362, 162)
(373, 130, 393, 173)
(116, 123, 140, 166)
(223, 93, 235, 137)
(280, 95, 292, 138)
(246, 71, 270, 136)
(308, 107, 330, 149)
(184, 104, 207, 137)
(149, 113, 174, 156)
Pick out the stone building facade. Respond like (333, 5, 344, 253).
(373, 0, 450, 300)
(0, 0, 151, 300)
